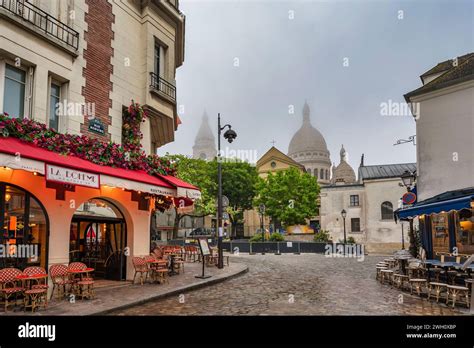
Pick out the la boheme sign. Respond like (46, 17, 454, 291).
(46, 164, 100, 189)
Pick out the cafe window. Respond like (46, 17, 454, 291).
(350, 195, 359, 206)
(431, 213, 450, 254)
(351, 218, 360, 232)
(0, 183, 49, 269)
(456, 209, 474, 254)
(381, 201, 393, 220)
(3, 64, 26, 118)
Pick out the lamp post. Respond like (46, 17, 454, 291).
(259, 204, 265, 242)
(400, 170, 416, 256)
(341, 209, 347, 252)
(217, 113, 237, 269)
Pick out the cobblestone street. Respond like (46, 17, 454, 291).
(111, 254, 469, 316)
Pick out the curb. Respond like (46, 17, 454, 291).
(92, 264, 249, 316)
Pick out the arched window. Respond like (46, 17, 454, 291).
(0, 183, 49, 269)
(381, 201, 394, 220)
(306, 168, 311, 175)
(314, 169, 318, 179)
(325, 169, 329, 180)
(320, 168, 324, 179)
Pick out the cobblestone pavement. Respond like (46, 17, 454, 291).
(111, 254, 470, 316)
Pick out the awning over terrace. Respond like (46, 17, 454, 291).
(0, 137, 199, 198)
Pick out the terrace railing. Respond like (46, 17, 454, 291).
(150, 72, 177, 101)
(0, 0, 79, 50)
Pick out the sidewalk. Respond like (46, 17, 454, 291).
(3, 260, 248, 316)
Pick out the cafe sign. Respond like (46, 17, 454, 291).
(45, 164, 100, 189)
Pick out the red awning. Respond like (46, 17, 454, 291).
(0, 137, 179, 196)
(159, 174, 201, 199)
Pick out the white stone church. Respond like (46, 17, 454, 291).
(192, 103, 413, 252)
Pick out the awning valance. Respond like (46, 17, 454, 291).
(0, 137, 196, 197)
(159, 175, 201, 199)
(395, 194, 473, 220)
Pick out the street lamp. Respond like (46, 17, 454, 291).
(400, 170, 415, 189)
(341, 209, 347, 247)
(259, 204, 265, 242)
(217, 113, 237, 269)
(400, 170, 416, 256)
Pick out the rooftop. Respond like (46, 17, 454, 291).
(359, 163, 416, 181)
(405, 53, 474, 101)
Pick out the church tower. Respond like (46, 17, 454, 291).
(192, 112, 217, 160)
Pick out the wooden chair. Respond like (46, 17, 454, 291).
(446, 285, 470, 308)
(428, 282, 448, 302)
(132, 257, 149, 285)
(0, 268, 24, 312)
(49, 264, 74, 300)
(23, 266, 48, 308)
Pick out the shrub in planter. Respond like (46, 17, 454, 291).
(269, 232, 284, 241)
(314, 229, 332, 243)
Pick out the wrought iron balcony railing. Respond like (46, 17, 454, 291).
(0, 0, 79, 50)
(150, 72, 176, 101)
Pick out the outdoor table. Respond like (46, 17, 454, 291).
(15, 274, 48, 290)
(68, 268, 94, 281)
(167, 253, 180, 276)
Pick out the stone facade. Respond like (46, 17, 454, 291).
(0, 0, 185, 153)
(321, 163, 415, 253)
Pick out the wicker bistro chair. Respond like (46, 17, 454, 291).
(145, 255, 169, 284)
(428, 282, 448, 303)
(132, 257, 150, 285)
(446, 285, 470, 308)
(67, 262, 94, 296)
(0, 268, 24, 312)
(392, 273, 410, 290)
(49, 264, 74, 300)
(23, 266, 49, 310)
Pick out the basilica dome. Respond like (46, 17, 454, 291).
(287, 102, 331, 184)
(288, 102, 329, 156)
(332, 145, 357, 184)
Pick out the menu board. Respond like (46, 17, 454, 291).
(198, 238, 211, 256)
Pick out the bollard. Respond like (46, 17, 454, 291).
(275, 242, 281, 255)
(294, 242, 301, 255)
(249, 242, 255, 255)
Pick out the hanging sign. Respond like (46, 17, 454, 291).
(46, 164, 100, 189)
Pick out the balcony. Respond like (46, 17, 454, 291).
(149, 72, 176, 102)
(0, 0, 79, 52)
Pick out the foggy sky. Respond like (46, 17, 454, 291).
(158, 0, 474, 171)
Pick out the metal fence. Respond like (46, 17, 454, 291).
(162, 239, 363, 256)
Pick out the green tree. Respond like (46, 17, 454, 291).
(209, 160, 259, 237)
(254, 167, 319, 227)
(162, 155, 216, 238)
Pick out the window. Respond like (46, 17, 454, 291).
(456, 209, 474, 254)
(314, 168, 318, 179)
(49, 82, 61, 130)
(351, 218, 361, 232)
(320, 168, 324, 179)
(306, 168, 311, 174)
(154, 43, 161, 77)
(1, 183, 48, 269)
(350, 195, 359, 206)
(326, 169, 329, 180)
(381, 201, 394, 220)
(3, 64, 26, 118)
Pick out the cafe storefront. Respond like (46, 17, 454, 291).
(0, 137, 200, 281)
(395, 187, 474, 259)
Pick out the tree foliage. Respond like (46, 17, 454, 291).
(254, 167, 319, 226)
